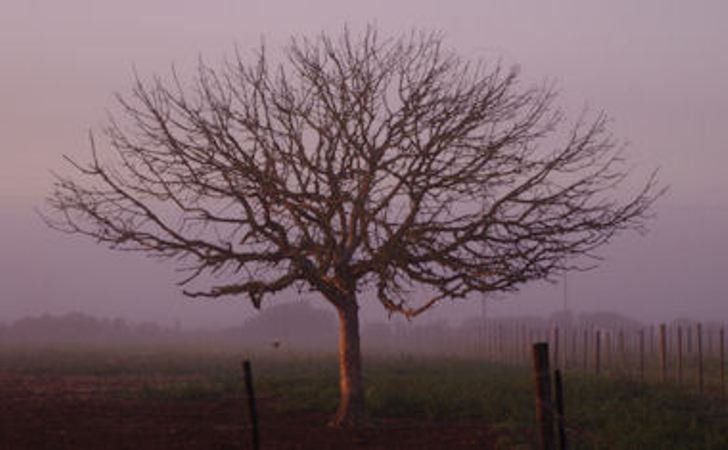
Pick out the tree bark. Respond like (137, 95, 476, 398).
(330, 300, 366, 428)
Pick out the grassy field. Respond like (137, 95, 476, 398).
(2, 346, 728, 449)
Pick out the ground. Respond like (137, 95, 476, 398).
(0, 373, 501, 450)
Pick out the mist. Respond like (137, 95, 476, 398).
(2, 0, 728, 330)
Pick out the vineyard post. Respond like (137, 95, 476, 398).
(570, 330, 577, 371)
(511, 323, 516, 364)
(720, 327, 725, 403)
(618, 329, 626, 375)
(553, 326, 560, 370)
(697, 323, 704, 394)
(532, 342, 556, 450)
(583, 329, 589, 372)
(594, 330, 601, 376)
(659, 323, 667, 383)
(677, 326, 683, 385)
(522, 324, 529, 365)
(604, 331, 611, 374)
(498, 324, 505, 363)
(242, 360, 260, 450)
(639, 329, 645, 383)
(609, 332, 615, 374)
(503, 323, 510, 365)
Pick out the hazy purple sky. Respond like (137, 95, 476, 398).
(1, 0, 727, 327)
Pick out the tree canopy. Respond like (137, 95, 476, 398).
(47, 29, 660, 315)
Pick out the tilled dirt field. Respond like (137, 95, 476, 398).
(0, 373, 501, 449)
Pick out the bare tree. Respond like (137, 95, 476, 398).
(45, 27, 662, 427)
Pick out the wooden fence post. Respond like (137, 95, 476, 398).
(639, 329, 645, 383)
(594, 330, 601, 376)
(721, 327, 725, 403)
(659, 324, 667, 382)
(697, 323, 704, 394)
(582, 329, 589, 372)
(570, 330, 577, 371)
(521, 324, 528, 365)
(242, 360, 260, 450)
(677, 326, 683, 385)
(553, 326, 560, 370)
(604, 331, 611, 374)
(618, 329, 626, 374)
(498, 324, 504, 362)
(532, 343, 556, 450)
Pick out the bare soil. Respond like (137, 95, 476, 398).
(0, 373, 501, 450)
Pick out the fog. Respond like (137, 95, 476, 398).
(0, 302, 699, 358)
(2, 0, 727, 329)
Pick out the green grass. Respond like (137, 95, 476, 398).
(564, 374, 728, 449)
(2, 347, 728, 449)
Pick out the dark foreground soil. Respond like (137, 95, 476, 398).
(0, 373, 501, 450)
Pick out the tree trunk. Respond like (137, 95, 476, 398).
(330, 300, 365, 428)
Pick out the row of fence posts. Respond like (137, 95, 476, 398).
(241, 323, 724, 450)
(479, 323, 726, 400)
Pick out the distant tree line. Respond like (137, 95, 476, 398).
(2, 305, 720, 355)
(0, 312, 170, 346)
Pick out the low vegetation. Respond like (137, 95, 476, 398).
(2, 347, 727, 449)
